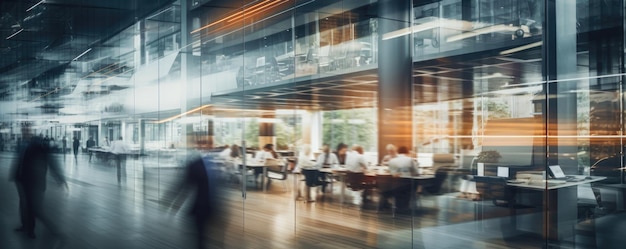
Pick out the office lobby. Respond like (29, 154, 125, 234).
(1, 0, 626, 248)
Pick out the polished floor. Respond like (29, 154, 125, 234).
(0, 151, 587, 249)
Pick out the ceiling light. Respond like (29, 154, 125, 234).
(447, 24, 509, 42)
(500, 41, 543, 55)
(155, 105, 211, 123)
(6, 29, 23, 40)
(26, 0, 45, 12)
(72, 48, 92, 61)
(382, 22, 439, 40)
(476, 73, 513, 80)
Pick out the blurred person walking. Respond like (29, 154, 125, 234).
(86, 136, 96, 162)
(109, 136, 129, 184)
(61, 136, 67, 155)
(166, 135, 228, 249)
(72, 137, 79, 160)
(9, 124, 68, 245)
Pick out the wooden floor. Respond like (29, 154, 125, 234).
(0, 152, 585, 249)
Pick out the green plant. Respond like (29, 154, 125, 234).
(476, 150, 501, 163)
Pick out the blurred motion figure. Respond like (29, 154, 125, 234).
(72, 137, 79, 160)
(9, 123, 68, 240)
(86, 136, 96, 162)
(110, 136, 130, 184)
(166, 135, 227, 249)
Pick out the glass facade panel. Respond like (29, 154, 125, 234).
(2, 0, 626, 248)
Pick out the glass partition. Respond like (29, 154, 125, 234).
(4, 0, 626, 248)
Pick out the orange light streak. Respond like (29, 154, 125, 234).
(190, 0, 273, 34)
(227, 0, 286, 23)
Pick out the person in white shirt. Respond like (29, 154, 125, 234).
(296, 144, 329, 199)
(345, 145, 367, 172)
(315, 144, 339, 168)
(386, 146, 417, 210)
(109, 137, 130, 184)
(380, 144, 398, 166)
(294, 144, 316, 173)
(388, 146, 418, 177)
(218, 145, 232, 160)
(254, 144, 277, 163)
(219, 144, 240, 177)
(252, 144, 278, 186)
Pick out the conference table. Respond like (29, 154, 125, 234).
(88, 148, 113, 162)
(319, 167, 436, 205)
(88, 147, 143, 164)
(504, 175, 607, 241)
(238, 161, 275, 192)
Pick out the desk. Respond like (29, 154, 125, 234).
(88, 148, 113, 162)
(320, 168, 348, 203)
(506, 176, 606, 241)
(239, 162, 272, 192)
(322, 167, 435, 205)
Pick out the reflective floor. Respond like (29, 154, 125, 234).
(0, 152, 592, 249)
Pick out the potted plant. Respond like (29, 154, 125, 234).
(476, 150, 501, 163)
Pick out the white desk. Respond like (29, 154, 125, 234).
(320, 168, 348, 203)
(507, 176, 605, 190)
(239, 162, 274, 192)
(505, 175, 606, 241)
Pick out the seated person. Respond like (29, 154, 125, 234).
(345, 145, 371, 202)
(335, 143, 348, 165)
(220, 144, 240, 174)
(253, 144, 279, 185)
(316, 144, 339, 168)
(384, 146, 417, 210)
(293, 144, 317, 173)
(388, 146, 418, 177)
(380, 144, 398, 166)
(295, 144, 327, 195)
(345, 145, 367, 173)
(218, 145, 232, 159)
(254, 143, 278, 163)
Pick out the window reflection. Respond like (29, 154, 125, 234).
(3, 0, 626, 248)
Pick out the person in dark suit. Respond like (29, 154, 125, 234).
(72, 137, 80, 160)
(61, 136, 67, 154)
(86, 136, 96, 162)
(166, 136, 227, 249)
(9, 124, 68, 240)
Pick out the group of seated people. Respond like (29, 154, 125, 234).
(293, 143, 418, 176)
(213, 142, 422, 210)
(291, 143, 420, 209)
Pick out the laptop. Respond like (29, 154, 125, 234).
(497, 166, 510, 179)
(548, 165, 582, 182)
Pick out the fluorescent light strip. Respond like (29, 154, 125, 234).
(72, 48, 92, 61)
(382, 22, 439, 40)
(156, 105, 212, 124)
(446, 24, 514, 42)
(500, 41, 543, 55)
(6, 29, 24, 40)
(26, 0, 45, 12)
(382, 18, 476, 40)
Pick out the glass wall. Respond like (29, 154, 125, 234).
(3, 0, 626, 248)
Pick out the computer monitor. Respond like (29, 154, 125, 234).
(497, 166, 510, 178)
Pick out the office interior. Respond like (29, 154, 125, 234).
(1, 0, 626, 248)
